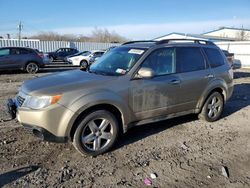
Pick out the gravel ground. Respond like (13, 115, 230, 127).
(0, 68, 250, 188)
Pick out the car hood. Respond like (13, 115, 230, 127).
(69, 55, 89, 59)
(21, 70, 116, 95)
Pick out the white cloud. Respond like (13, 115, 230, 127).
(52, 18, 250, 40)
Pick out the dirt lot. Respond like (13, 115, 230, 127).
(0, 68, 250, 188)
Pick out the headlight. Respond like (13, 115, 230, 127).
(22, 95, 62, 110)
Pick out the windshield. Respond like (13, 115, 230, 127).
(89, 47, 145, 76)
(80, 51, 91, 56)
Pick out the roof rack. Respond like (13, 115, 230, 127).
(122, 40, 155, 45)
(156, 38, 215, 45)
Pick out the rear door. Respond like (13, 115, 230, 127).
(57, 48, 65, 60)
(10, 48, 32, 68)
(175, 47, 213, 111)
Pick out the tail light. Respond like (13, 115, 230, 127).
(38, 53, 44, 58)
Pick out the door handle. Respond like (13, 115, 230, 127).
(170, 79, 181, 85)
(205, 74, 214, 79)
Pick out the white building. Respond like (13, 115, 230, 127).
(155, 32, 235, 42)
(203, 27, 250, 40)
(154, 28, 250, 68)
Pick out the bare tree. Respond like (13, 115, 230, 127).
(90, 28, 127, 43)
(29, 29, 128, 43)
(236, 29, 250, 41)
(30, 32, 76, 41)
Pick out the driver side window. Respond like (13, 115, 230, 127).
(141, 48, 176, 76)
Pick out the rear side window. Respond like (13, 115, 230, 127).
(11, 48, 32, 55)
(0, 49, 10, 56)
(11, 48, 31, 55)
(204, 48, 225, 68)
(176, 47, 205, 73)
(94, 52, 104, 56)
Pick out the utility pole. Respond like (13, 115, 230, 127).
(18, 21, 23, 41)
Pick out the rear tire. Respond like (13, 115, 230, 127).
(199, 92, 224, 122)
(25, 62, 39, 74)
(73, 110, 119, 156)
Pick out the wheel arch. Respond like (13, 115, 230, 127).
(80, 59, 88, 65)
(24, 61, 40, 68)
(197, 86, 226, 113)
(69, 103, 124, 141)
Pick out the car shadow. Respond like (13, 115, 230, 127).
(113, 83, 250, 152)
(113, 114, 198, 151)
(222, 83, 250, 118)
(0, 165, 39, 187)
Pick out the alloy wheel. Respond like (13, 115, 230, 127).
(207, 96, 223, 118)
(26, 63, 39, 73)
(81, 118, 113, 151)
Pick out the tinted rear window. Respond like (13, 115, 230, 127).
(13, 48, 31, 55)
(204, 48, 225, 68)
(176, 47, 205, 73)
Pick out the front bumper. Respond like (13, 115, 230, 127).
(23, 124, 67, 143)
(6, 99, 17, 119)
(6, 98, 74, 143)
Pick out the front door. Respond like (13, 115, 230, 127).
(0, 48, 12, 69)
(129, 48, 182, 120)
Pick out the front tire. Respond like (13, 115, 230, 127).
(199, 92, 224, 122)
(25, 62, 39, 74)
(73, 110, 119, 156)
(80, 60, 88, 69)
(49, 56, 54, 62)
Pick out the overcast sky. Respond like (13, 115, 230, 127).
(0, 0, 250, 40)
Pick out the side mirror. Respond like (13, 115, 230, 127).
(136, 67, 155, 79)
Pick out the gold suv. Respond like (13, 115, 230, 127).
(7, 39, 234, 156)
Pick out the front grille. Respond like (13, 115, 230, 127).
(16, 95, 25, 107)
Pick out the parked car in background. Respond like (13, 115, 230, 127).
(68, 50, 105, 68)
(64, 51, 91, 62)
(48, 48, 79, 62)
(222, 50, 234, 67)
(104, 46, 117, 54)
(7, 39, 234, 156)
(88, 51, 105, 65)
(0, 47, 47, 73)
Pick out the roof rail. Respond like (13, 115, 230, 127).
(122, 40, 155, 45)
(156, 38, 215, 45)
